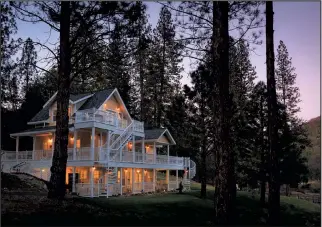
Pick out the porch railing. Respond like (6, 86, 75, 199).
(2, 149, 186, 167)
(75, 108, 132, 130)
(143, 182, 154, 192)
(133, 120, 144, 133)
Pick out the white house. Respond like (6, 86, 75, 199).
(1, 88, 196, 197)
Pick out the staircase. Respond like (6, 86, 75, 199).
(98, 122, 134, 197)
(98, 167, 118, 197)
(182, 159, 196, 191)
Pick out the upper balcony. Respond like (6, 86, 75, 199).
(75, 108, 144, 133)
(1, 149, 188, 169)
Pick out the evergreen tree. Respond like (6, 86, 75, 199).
(147, 6, 183, 127)
(183, 61, 213, 198)
(276, 40, 300, 120)
(104, 21, 132, 108)
(0, 2, 20, 110)
(127, 1, 152, 121)
(18, 37, 38, 95)
(266, 2, 280, 222)
(275, 40, 309, 195)
(248, 81, 269, 204)
(212, 2, 235, 224)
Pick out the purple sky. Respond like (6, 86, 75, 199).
(15, 2, 320, 121)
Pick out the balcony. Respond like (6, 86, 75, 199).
(2, 149, 186, 167)
(75, 108, 144, 133)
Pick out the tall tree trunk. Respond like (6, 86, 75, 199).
(48, 1, 71, 200)
(213, 2, 236, 225)
(138, 3, 145, 122)
(157, 34, 166, 128)
(260, 95, 266, 206)
(266, 2, 280, 224)
(200, 143, 207, 198)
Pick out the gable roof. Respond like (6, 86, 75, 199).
(78, 89, 115, 110)
(28, 88, 115, 124)
(145, 129, 167, 140)
(144, 128, 176, 145)
(29, 104, 50, 123)
(70, 93, 92, 102)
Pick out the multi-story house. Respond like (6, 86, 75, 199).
(1, 88, 196, 198)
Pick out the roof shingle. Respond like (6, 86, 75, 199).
(144, 128, 167, 140)
(78, 89, 114, 110)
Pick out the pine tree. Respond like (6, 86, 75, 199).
(0, 2, 20, 110)
(212, 2, 235, 224)
(275, 40, 309, 195)
(266, 2, 280, 224)
(104, 21, 132, 107)
(276, 40, 300, 120)
(48, 1, 72, 200)
(183, 60, 213, 198)
(248, 81, 269, 204)
(127, 1, 152, 121)
(147, 6, 183, 128)
(18, 37, 38, 95)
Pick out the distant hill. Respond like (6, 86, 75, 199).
(303, 116, 321, 180)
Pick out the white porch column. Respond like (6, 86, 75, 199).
(153, 142, 156, 164)
(166, 170, 170, 191)
(73, 130, 77, 160)
(72, 167, 76, 193)
(91, 167, 94, 197)
(99, 131, 102, 161)
(106, 169, 109, 198)
(142, 137, 145, 163)
(91, 127, 95, 160)
(132, 136, 135, 162)
(16, 136, 19, 162)
(167, 145, 170, 164)
(176, 170, 178, 188)
(142, 168, 144, 192)
(132, 168, 135, 194)
(32, 136, 36, 160)
(106, 131, 111, 161)
(153, 169, 156, 192)
(120, 168, 123, 195)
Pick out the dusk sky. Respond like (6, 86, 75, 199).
(15, 2, 320, 121)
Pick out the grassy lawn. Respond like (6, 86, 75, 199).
(1, 174, 320, 226)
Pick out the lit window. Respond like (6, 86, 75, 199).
(80, 170, 88, 181)
(76, 139, 81, 149)
(94, 170, 100, 182)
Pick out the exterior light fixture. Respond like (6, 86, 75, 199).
(42, 169, 45, 172)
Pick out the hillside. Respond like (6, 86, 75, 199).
(304, 116, 321, 180)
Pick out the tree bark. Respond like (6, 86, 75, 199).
(259, 95, 266, 206)
(266, 2, 280, 224)
(212, 2, 236, 225)
(48, 1, 71, 200)
(200, 144, 207, 198)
